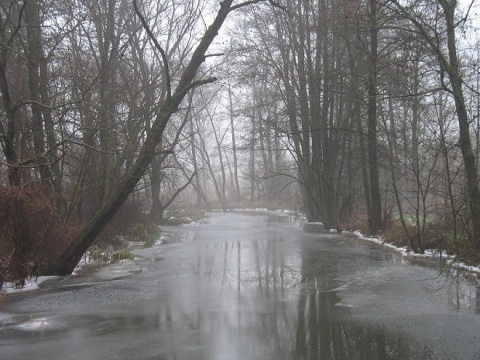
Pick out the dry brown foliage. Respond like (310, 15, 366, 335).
(343, 212, 447, 253)
(0, 184, 77, 286)
(341, 211, 370, 235)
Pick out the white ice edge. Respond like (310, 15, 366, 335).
(2, 275, 59, 294)
(351, 230, 480, 274)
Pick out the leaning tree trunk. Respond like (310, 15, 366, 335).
(149, 153, 164, 222)
(50, 0, 241, 275)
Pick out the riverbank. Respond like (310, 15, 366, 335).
(343, 230, 480, 284)
(3, 209, 479, 296)
(233, 208, 480, 282)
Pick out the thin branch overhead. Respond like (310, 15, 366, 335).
(133, 0, 172, 100)
(230, 0, 286, 12)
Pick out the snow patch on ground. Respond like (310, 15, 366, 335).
(2, 276, 59, 294)
(229, 207, 303, 215)
(351, 230, 480, 275)
(16, 317, 50, 331)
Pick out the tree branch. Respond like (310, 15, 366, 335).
(0, 151, 65, 168)
(162, 172, 196, 210)
(230, 0, 286, 12)
(133, 0, 172, 100)
(5, 0, 27, 47)
(175, 77, 217, 99)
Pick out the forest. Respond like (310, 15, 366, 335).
(1, 0, 480, 283)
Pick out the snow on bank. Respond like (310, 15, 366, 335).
(1, 276, 58, 294)
(1, 258, 138, 295)
(228, 207, 302, 215)
(351, 230, 480, 276)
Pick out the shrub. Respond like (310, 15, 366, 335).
(88, 246, 134, 264)
(111, 248, 135, 263)
(124, 222, 161, 248)
(88, 246, 111, 263)
(0, 184, 77, 284)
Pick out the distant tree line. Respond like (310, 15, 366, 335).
(0, 0, 479, 280)
(231, 0, 480, 257)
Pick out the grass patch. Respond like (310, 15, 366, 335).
(88, 245, 135, 264)
(142, 224, 161, 248)
(88, 220, 162, 265)
(111, 248, 135, 263)
(124, 222, 161, 248)
(88, 246, 109, 263)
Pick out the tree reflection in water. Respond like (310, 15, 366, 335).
(292, 287, 425, 359)
(292, 236, 433, 360)
(200, 227, 434, 360)
(1, 213, 478, 360)
(118, 218, 462, 359)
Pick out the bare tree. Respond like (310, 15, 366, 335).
(389, 0, 480, 248)
(51, 0, 284, 274)
(227, 78, 242, 201)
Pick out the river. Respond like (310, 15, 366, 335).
(1, 212, 480, 359)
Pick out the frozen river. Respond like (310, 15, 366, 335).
(1, 212, 480, 359)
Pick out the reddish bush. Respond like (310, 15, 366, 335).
(0, 184, 77, 285)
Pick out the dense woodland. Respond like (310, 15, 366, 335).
(1, 0, 480, 282)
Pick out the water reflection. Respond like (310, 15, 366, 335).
(135, 216, 480, 359)
(408, 256, 480, 313)
(291, 287, 436, 359)
(292, 237, 421, 360)
(2, 213, 480, 360)
(154, 220, 439, 359)
(265, 213, 298, 226)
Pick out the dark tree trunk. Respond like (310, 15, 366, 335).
(392, 0, 480, 249)
(49, 0, 239, 275)
(149, 154, 164, 222)
(25, 0, 51, 183)
(149, 198, 165, 223)
(439, 0, 480, 249)
(366, 0, 383, 233)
